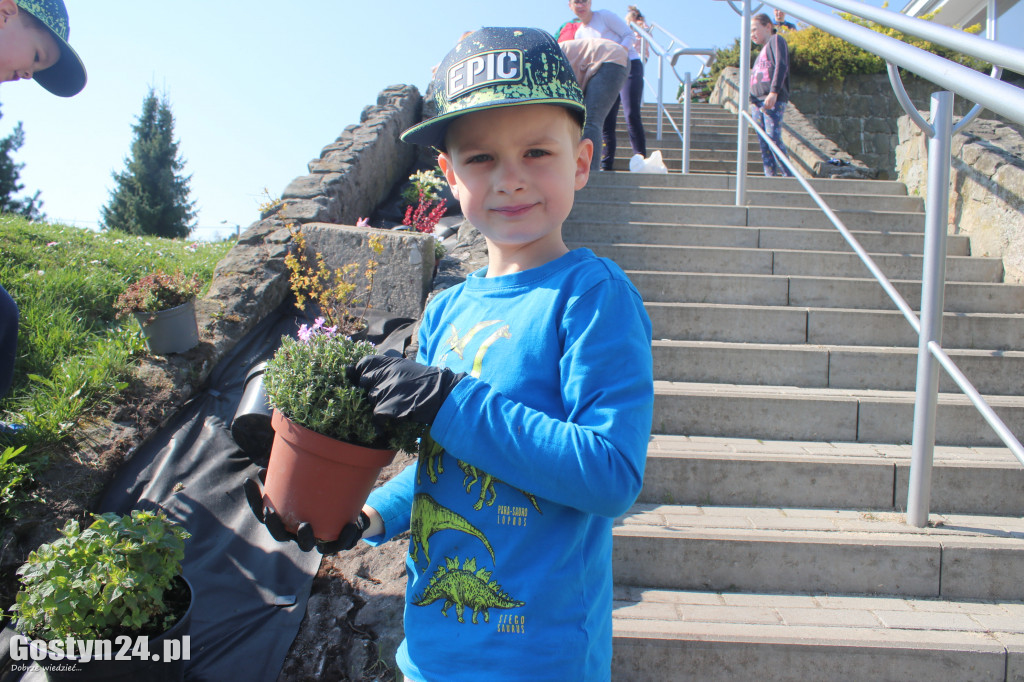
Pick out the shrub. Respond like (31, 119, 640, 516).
(11, 510, 190, 640)
(709, 13, 989, 84)
(262, 318, 423, 452)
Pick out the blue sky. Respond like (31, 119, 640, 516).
(0, 0, 1020, 240)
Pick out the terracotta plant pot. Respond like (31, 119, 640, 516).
(133, 300, 199, 355)
(262, 409, 396, 542)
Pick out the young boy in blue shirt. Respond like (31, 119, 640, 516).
(346, 27, 654, 681)
(0, 0, 86, 397)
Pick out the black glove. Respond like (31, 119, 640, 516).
(348, 355, 466, 426)
(243, 470, 369, 554)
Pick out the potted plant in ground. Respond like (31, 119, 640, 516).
(8, 509, 192, 681)
(244, 317, 423, 551)
(114, 270, 202, 355)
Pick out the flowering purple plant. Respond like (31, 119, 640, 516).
(262, 319, 422, 451)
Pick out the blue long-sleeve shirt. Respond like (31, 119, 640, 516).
(366, 247, 653, 682)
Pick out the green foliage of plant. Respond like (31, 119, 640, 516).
(401, 169, 445, 205)
(709, 13, 989, 84)
(709, 37, 744, 85)
(101, 88, 196, 238)
(284, 226, 384, 335)
(785, 24, 887, 82)
(10, 510, 190, 640)
(112, 270, 202, 319)
(0, 446, 33, 520)
(0, 216, 231, 479)
(263, 319, 423, 453)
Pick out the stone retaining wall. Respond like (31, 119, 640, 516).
(143, 84, 431, 446)
(895, 114, 1024, 284)
(711, 67, 876, 179)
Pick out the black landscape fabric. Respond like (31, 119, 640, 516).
(1, 301, 416, 682)
(97, 304, 322, 682)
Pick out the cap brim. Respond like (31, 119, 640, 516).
(33, 35, 86, 97)
(401, 98, 587, 149)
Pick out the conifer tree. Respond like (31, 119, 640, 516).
(102, 89, 195, 238)
(0, 106, 44, 220)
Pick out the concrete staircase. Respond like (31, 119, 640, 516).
(569, 103, 1024, 681)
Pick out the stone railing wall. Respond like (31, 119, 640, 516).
(895, 114, 1024, 284)
(786, 72, 1021, 179)
(209, 83, 433, 333)
(710, 67, 876, 179)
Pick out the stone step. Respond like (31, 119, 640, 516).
(641, 435, 1024, 515)
(647, 302, 1024, 350)
(610, 134, 760, 150)
(570, 200, 927, 231)
(606, 158, 763, 174)
(613, 147, 757, 164)
(629, 272, 1024, 313)
(652, 381, 1024, 446)
(584, 170, 910, 196)
(578, 243, 1003, 283)
(577, 184, 924, 213)
(613, 503, 1024, 599)
(652, 340, 1024, 396)
(564, 221, 957, 254)
(611, 587, 1024, 682)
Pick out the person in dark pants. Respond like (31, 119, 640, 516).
(569, 0, 647, 170)
(560, 37, 629, 171)
(0, 285, 17, 397)
(750, 12, 793, 177)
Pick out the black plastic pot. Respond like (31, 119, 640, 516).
(41, 576, 193, 682)
(231, 361, 275, 466)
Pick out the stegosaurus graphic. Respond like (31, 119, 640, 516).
(417, 435, 445, 485)
(458, 460, 543, 513)
(411, 493, 495, 570)
(413, 556, 524, 624)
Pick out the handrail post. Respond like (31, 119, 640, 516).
(907, 90, 954, 528)
(683, 71, 692, 174)
(735, 0, 752, 205)
(657, 54, 665, 141)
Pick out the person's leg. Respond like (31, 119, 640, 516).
(601, 95, 621, 171)
(764, 101, 793, 176)
(751, 104, 776, 177)
(621, 58, 647, 157)
(583, 63, 628, 171)
(0, 284, 19, 398)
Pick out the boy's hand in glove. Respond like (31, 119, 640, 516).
(243, 470, 369, 554)
(348, 355, 466, 425)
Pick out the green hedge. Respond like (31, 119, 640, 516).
(708, 12, 989, 86)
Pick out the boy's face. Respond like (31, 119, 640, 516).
(0, 8, 60, 85)
(438, 104, 592, 270)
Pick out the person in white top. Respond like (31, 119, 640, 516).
(626, 5, 650, 63)
(569, 0, 647, 170)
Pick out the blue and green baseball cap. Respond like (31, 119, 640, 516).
(17, 0, 86, 97)
(401, 27, 585, 149)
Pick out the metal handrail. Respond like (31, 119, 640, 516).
(627, 19, 716, 173)
(766, 0, 1024, 122)
(727, 0, 1024, 527)
(741, 107, 1024, 471)
(738, 109, 921, 333)
(810, 0, 1024, 71)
